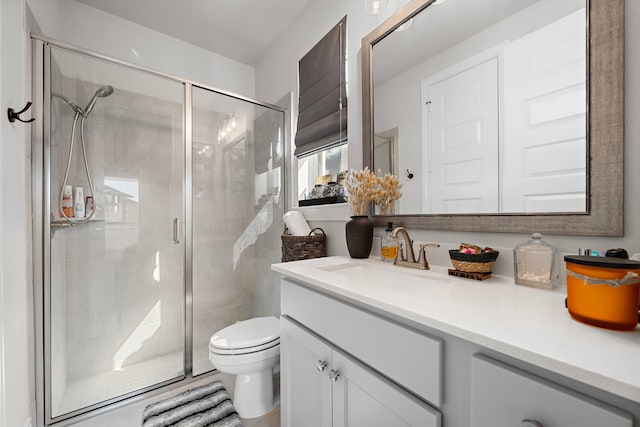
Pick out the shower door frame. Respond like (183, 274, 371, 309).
(31, 35, 288, 427)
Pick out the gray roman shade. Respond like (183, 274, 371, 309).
(295, 16, 347, 158)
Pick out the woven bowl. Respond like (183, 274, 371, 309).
(449, 249, 499, 273)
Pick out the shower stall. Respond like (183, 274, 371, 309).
(32, 38, 286, 425)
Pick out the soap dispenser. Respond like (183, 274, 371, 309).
(514, 233, 559, 289)
(380, 222, 399, 262)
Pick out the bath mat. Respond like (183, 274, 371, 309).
(142, 381, 243, 427)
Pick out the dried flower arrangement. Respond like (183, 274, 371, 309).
(345, 167, 402, 216)
(373, 170, 402, 215)
(344, 167, 377, 216)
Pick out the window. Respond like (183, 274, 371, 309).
(297, 144, 348, 200)
(295, 16, 348, 204)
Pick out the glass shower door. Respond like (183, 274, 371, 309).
(191, 86, 285, 376)
(47, 47, 186, 419)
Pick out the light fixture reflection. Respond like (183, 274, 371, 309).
(217, 113, 239, 145)
(395, 18, 413, 32)
(364, 0, 387, 15)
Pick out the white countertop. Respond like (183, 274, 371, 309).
(272, 256, 640, 403)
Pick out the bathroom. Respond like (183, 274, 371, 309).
(1, 0, 639, 426)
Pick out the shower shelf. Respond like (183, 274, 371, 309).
(50, 218, 104, 232)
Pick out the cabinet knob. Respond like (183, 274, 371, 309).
(316, 360, 328, 372)
(520, 420, 543, 427)
(329, 370, 341, 382)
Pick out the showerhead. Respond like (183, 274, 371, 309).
(96, 85, 114, 98)
(83, 85, 114, 117)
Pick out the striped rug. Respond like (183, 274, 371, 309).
(142, 381, 243, 427)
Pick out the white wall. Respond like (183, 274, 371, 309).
(1, 0, 34, 426)
(27, 0, 255, 97)
(256, 0, 640, 274)
(255, 0, 410, 253)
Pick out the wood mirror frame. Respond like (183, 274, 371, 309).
(362, 0, 624, 236)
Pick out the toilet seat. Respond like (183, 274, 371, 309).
(209, 316, 280, 355)
(210, 338, 280, 355)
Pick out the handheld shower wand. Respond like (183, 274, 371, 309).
(82, 85, 114, 117)
(52, 85, 114, 117)
(53, 84, 114, 223)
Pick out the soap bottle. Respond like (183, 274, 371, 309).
(513, 233, 558, 289)
(381, 222, 399, 262)
(74, 186, 85, 219)
(61, 185, 73, 217)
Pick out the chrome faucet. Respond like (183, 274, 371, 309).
(390, 226, 440, 270)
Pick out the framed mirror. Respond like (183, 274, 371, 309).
(362, 0, 624, 236)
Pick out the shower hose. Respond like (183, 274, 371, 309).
(58, 111, 96, 223)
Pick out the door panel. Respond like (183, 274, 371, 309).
(332, 350, 441, 427)
(281, 318, 332, 427)
(502, 9, 587, 213)
(48, 47, 185, 419)
(190, 86, 286, 376)
(425, 58, 499, 213)
(471, 354, 632, 427)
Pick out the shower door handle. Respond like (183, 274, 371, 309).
(173, 218, 180, 244)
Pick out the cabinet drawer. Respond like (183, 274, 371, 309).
(471, 354, 633, 427)
(281, 279, 443, 407)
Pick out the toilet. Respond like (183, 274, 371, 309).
(209, 316, 280, 419)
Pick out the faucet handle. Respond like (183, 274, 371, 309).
(417, 243, 440, 270)
(420, 243, 440, 249)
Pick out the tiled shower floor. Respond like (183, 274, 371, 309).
(54, 351, 184, 418)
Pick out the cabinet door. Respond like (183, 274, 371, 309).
(281, 317, 333, 427)
(332, 350, 441, 427)
(471, 354, 632, 427)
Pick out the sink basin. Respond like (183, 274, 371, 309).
(319, 261, 452, 291)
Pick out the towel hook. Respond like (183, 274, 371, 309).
(7, 102, 35, 123)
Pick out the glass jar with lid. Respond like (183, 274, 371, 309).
(513, 233, 559, 289)
(310, 184, 325, 199)
(323, 181, 339, 198)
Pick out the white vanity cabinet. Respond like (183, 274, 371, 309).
(273, 257, 640, 427)
(280, 278, 442, 427)
(470, 354, 633, 427)
(281, 317, 441, 427)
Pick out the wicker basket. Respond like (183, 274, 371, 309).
(449, 249, 499, 273)
(281, 228, 327, 262)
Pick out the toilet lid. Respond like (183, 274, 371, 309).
(210, 316, 280, 350)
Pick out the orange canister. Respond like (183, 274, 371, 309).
(564, 255, 640, 330)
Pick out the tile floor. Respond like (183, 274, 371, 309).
(67, 373, 280, 427)
(244, 407, 280, 427)
(54, 352, 183, 418)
